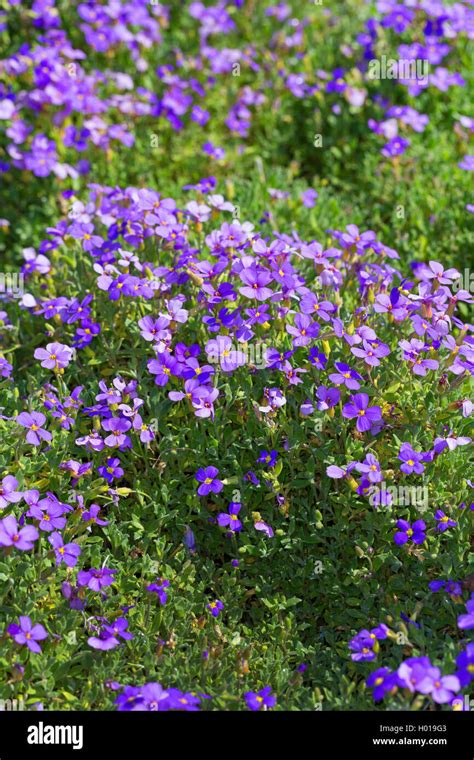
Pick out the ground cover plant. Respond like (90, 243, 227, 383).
(0, 0, 472, 712)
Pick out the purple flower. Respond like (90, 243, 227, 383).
(399, 339, 439, 376)
(339, 224, 376, 249)
(102, 418, 131, 448)
(106, 618, 134, 643)
(88, 634, 121, 651)
(69, 222, 103, 252)
(7, 616, 47, 654)
(316, 385, 340, 411)
(259, 387, 287, 413)
(165, 689, 202, 711)
(342, 393, 382, 432)
(382, 136, 410, 158)
(29, 502, 66, 533)
(60, 460, 92, 484)
(61, 582, 85, 611)
(254, 518, 274, 537)
(326, 462, 357, 479)
(98, 457, 124, 483)
(147, 352, 179, 386)
(89, 617, 133, 650)
(398, 442, 425, 475)
(114, 686, 143, 710)
(366, 668, 397, 701)
(459, 155, 474, 171)
(257, 450, 278, 468)
(217, 502, 242, 533)
(191, 385, 219, 420)
(433, 433, 471, 453)
(195, 466, 223, 496)
(351, 339, 389, 367)
(244, 686, 276, 711)
(24, 135, 57, 177)
(138, 315, 170, 343)
(394, 519, 426, 545)
(77, 568, 117, 591)
(205, 335, 247, 372)
(429, 579, 462, 598)
(48, 531, 81, 567)
(0, 515, 38, 551)
(300, 189, 318, 208)
(458, 596, 474, 630)
(81, 503, 109, 526)
(239, 267, 273, 301)
(415, 666, 460, 704)
(355, 454, 382, 483)
(0, 357, 13, 378)
(349, 633, 377, 662)
(326, 68, 347, 93)
(16, 411, 52, 446)
(329, 362, 363, 390)
(286, 313, 319, 347)
(397, 657, 431, 692)
(455, 643, 474, 686)
(300, 293, 335, 321)
(349, 626, 388, 662)
(0, 475, 23, 509)
(421, 261, 461, 286)
(34, 342, 73, 370)
(300, 399, 314, 416)
(141, 683, 171, 711)
(183, 526, 196, 554)
(309, 349, 328, 370)
(206, 599, 224, 618)
(434, 509, 457, 532)
(147, 577, 170, 605)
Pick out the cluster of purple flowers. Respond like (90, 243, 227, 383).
(114, 683, 203, 711)
(0, 0, 471, 713)
(349, 624, 390, 662)
(367, 658, 461, 705)
(0, 0, 470, 203)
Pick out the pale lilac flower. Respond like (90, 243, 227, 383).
(102, 418, 132, 448)
(34, 342, 73, 371)
(457, 596, 474, 630)
(0, 515, 38, 550)
(286, 313, 319, 346)
(422, 261, 460, 285)
(205, 335, 247, 372)
(415, 666, 460, 704)
(7, 616, 47, 653)
(238, 267, 273, 301)
(16, 411, 52, 446)
(0, 475, 23, 508)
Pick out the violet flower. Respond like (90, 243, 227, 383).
(7, 616, 47, 654)
(195, 466, 223, 496)
(0, 515, 38, 551)
(342, 393, 382, 432)
(16, 411, 52, 446)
